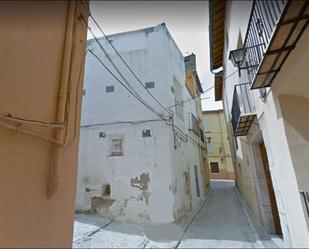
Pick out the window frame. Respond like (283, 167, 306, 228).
(210, 162, 219, 173)
(109, 135, 124, 157)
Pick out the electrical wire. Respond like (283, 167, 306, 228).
(79, 5, 208, 148)
(88, 49, 170, 124)
(88, 50, 203, 148)
(86, 12, 173, 116)
(83, 20, 169, 123)
(168, 85, 214, 109)
(81, 118, 163, 128)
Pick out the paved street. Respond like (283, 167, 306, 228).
(73, 180, 281, 248)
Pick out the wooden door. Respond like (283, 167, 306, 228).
(260, 142, 282, 235)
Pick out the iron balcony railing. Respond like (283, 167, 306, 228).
(231, 83, 256, 136)
(231, 90, 241, 135)
(244, 0, 287, 85)
(189, 113, 199, 136)
(244, 0, 309, 88)
(200, 128, 205, 143)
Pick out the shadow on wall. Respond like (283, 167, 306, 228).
(278, 94, 309, 192)
(279, 95, 309, 142)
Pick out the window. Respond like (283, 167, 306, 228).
(145, 81, 155, 89)
(207, 137, 212, 144)
(106, 85, 114, 93)
(207, 137, 213, 153)
(102, 184, 111, 197)
(83, 89, 86, 96)
(142, 129, 152, 137)
(194, 165, 200, 198)
(189, 113, 199, 135)
(99, 132, 105, 138)
(110, 137, 123, 157)
(210, 162, 219, 173)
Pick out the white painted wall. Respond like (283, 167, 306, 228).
(76, 23, 207, 224)
(221, 1, 309, 247)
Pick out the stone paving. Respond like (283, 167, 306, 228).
(73, 180, 282, 248)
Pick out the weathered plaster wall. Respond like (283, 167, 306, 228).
(76, 24, 207, 224)
(0, 1, 88, 247)
(77, 122, 175, 223)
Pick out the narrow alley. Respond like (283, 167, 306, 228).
(73, 180, 281, 248)
(2, 1, 309, 247)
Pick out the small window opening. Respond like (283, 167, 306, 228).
(142, 129, 152, 137)
(106, 85, 114, 93)
(210, 162, 219, 173)
(102, 184, 111, 197)
(145, 81, 155, 89)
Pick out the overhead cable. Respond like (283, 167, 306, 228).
(87, 13, 172, 116)
(88, 49, 170, 123)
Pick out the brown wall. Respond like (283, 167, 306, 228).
(210, 169, 235, 180)
(0, 1, 88, 247)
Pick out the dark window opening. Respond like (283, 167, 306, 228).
(194, 165, 200, 198)
(210, 162, 219, 173)
(102, 184, 111, 197)
(106, 85, 114, 93)
(235, 136, 238, 150)
(142, 129, 152, 137)
(145, 81, 155, 89)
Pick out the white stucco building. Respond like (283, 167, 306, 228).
(76, 23, 210, 224)
(209, 0, 309, 247)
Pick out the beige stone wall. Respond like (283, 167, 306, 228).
(203, 110, 235, 180)
(0, 1, 88, 247)
(185, 68, 211, 196)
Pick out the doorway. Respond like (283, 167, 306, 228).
(259, 142, 282, 235)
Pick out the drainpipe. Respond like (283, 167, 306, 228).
(47, 1, 77, 198)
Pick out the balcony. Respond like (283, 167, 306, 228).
(200, 128, 205, 143)
(231, 83, 256, 136)
(189, 113, 199, 136)
(244, 0, 309, 89)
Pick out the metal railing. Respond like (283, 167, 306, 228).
(200, 128, 205, 143)
(189, 113, 199, 136)
(231, 83, 254, 135)
(244, 0, 287, 84)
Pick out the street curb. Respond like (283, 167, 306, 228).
(234, 188, 264, 249)
(73, 219, 114, 245)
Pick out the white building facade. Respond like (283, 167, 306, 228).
(76, 23, 209, 224)
(209, 0, 309, 247)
